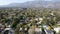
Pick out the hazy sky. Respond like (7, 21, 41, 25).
(0, 0, 34, 5)
(0, 0, 59, 5)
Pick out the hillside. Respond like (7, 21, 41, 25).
(0, 1, 60, 8)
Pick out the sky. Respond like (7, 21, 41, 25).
(0, 0, 34, 5)
(0, 0, 59, 5)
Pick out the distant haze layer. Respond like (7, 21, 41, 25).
(0, 0, 34, 5)
(0, 0, 60, 5)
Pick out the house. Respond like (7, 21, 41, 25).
(42, 25, 54, 34)
(34, 18, 39, 21)
(36, 17, 43, 24)
(42, 24, 48, 29)
(25, 17, 30, 23)
(2, 28, 14, 34)
(57, 21, 60, 25)
(28, 25, 35, 34)
(19, 28, 22, 31)
(39, 17, 43, 21)
(35, 27, 42, 34)
(50, 12, 54, 16)
(0, 24, 3, 32)
(47, 17, 50, 20)
(44, 29, 54, 34)
(54, 27, 60, 33)
(19, 27, 28, 34)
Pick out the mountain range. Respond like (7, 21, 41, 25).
(0, 0, 60, 8)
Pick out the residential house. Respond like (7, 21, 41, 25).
(2, 28, 14, 34)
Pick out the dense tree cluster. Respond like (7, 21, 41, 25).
(0, 8, 60, 34)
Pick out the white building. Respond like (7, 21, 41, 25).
(54, 27, 60, 33)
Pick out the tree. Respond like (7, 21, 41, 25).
(11, 18, 20, 28)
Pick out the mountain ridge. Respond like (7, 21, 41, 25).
(0, 1, 60, 8)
